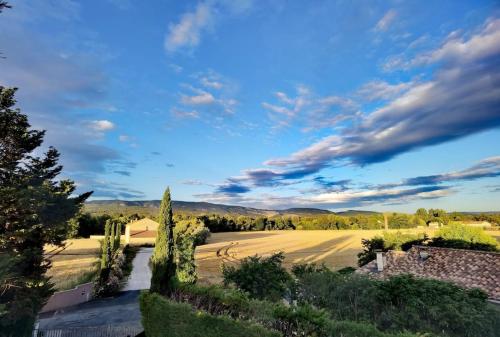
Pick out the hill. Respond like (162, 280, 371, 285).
(84, 200, 365, 217)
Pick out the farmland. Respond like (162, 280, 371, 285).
(45, 229, 500, 286)
(195, 229, 434, 284)
(45, 239, 101, 290)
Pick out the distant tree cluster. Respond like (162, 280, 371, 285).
(67, 212, 142, 238)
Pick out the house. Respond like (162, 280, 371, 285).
(125, 218, 159, 244)
(358, 246, 500, 302)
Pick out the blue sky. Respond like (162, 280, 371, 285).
(1, 0, 500, 212)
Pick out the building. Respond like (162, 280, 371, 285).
(358, 246, 500, 302)
(125, 218, 159, 244)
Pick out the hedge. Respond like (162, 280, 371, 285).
(169, 284, 417, 337)
(140, 291, 280, 337)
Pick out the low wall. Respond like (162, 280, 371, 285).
(41, 282, 94, 313)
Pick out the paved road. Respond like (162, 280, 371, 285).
(38, 290, 142, 330)
(123, 247, 153, 291)
(38, 247, 154, 331)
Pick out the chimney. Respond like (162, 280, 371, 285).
(376, 251, 384, 272)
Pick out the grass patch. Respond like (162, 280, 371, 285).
(54, 261, 99, 291)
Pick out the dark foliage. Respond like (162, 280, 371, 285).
(296, 271, 500, 337)
(150, 188, 176, 294)
(140, 291, 280, 337)
(0, 87, 90, 336)
(222, 252, 292, 301)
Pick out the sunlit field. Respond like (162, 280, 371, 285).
(44, 229, 499, 287)
(194, 229, 431, 284)
(45, 239, 101, 290)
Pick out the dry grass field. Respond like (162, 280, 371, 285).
(43, 229, 499, 288)
(195, 229, 437, 284)
(45, 238, 101, 290)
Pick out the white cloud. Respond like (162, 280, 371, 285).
(200, 76, 223, 89)
(164, 2, 213, 53)
(263, 85, 358, 131)
(374, 9, 397, 32)
(181, 91, 216, 105)
(89, 120, 115, 131)
(118, 134, 131, 142)
(356, 80, 414, 101)
(163, 1, 254, 53)
(171, 108, 200, 119)
(169, 63, 183, 73)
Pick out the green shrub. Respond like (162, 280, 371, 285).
(357, 236, 384, 266)
(435, 223, 498, 248)
(325, 321, 417, 337)
(171, 283, 418, 337)
(140, 291, 280, 337)
(426, 237, 498, 251)
(175, 219, 210, 246)
(295, 271, 499, 337)
(222, 252, 292, 301)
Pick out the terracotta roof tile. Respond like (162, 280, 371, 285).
(358, 246, 500, 300)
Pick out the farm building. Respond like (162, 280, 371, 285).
(358, 246, 500, 302)
(125, 218, 159, 244)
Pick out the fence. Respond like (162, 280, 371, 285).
(36, 325, 143, 337)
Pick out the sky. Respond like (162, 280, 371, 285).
(1, 0, 500, 212)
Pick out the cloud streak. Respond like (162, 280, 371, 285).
(164, 1, 254, 53)
(210, 18, 500, 202)
(265, 18, 500, 175)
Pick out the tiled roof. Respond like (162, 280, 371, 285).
(358, 246, 500, 300)
(130, 230, 157, 238)
(126, 218, 159, 230)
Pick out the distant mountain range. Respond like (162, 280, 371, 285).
(84, 200, 380, 217)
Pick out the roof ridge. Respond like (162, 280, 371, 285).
(412, 245, 500, 255)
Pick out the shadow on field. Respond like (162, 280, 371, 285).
(283, 235, 359, 267)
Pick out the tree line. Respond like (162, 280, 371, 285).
(68, 208, 499, 238)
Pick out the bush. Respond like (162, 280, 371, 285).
(222, 252, 292, 301)
(140, 291, 280, 337)
(435, 223, 498, 248)
(169, 283, 417, 337)
(295, 271, 499, 337)
(426, 237, 498, 251)
(175, 219, 210, 245)
(357, 236, 384, 266)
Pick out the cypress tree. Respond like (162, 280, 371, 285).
(150, 187, 176, 294)
(115, 222, 121, 250)
(101, 220, 111, 270)
(110, 220, 116, 252)
(176, 236, 197, 284)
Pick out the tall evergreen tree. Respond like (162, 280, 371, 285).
(115, 222, 121, 250)
(101, 220, 112, 270)
(110, 220, 116, 252)
(150, 187, 176, 294)
(175, 235, 197, 284)
(0, 87, 91, 336)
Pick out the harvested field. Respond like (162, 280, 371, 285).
(45, 239, 101, 290)
(195, 229, 435, 284)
